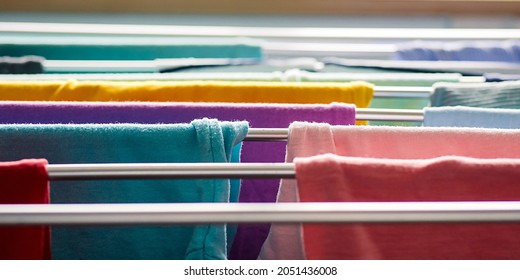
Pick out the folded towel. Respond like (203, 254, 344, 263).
(0, 119, 248, 259)
(430, 81, 520, 108)
(424, 106, 520, 129)
(0, 159, 50, 260)
(0, 100, 357, 260)
(296, 154, 520, 259)
(260, 122, 520, 259)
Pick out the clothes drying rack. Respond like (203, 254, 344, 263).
(0, 71, 484, 83)
(3, 126, 517, 224)
(2, 22, 520, 70)
(1, 22, 519, 226)
(3, 160, 520, 225)
(2, 160, 520, 224)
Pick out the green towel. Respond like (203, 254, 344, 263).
(0, 119, 248, 259)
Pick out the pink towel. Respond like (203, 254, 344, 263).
(295, 154, 520, 259)
(259, 123, 520, 259)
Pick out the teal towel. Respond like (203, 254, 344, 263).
(0, 35, 264, 61)
(0, 119, 248, 260)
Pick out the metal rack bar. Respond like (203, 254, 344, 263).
(2, 22, 519, 40)
(46, 162, 296, 180)
(2, 202, 520, 225)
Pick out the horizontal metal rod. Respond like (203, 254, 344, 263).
(39, 57, 520, 75)
(2, 202, 520, 225)
(325, 58, 520, 75)
(0, 70, 476, 83)
(356, 108, 424, 121)
(245, 128, 289, 141)
(2, 22, 519, 40)
(42, 58, 320, 73)
(374, 86, 431, 98)
(46, 162, 296, 180)
(246, 108, 426, 140)
(0, 72, 289, 81)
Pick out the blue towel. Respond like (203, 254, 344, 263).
(424, 106, 520, 129)
(0, 119, 248, 259)
(430, 81, 520, 108)
(0, 35, 264, 61)
(393, 40, 520, 63)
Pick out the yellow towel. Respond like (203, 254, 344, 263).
(0, 80, 373, 124)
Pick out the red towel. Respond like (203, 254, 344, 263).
(296, 154, 520, 260)
(0, 159, 50, 260)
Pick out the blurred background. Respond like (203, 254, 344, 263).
(0, 0, 519, 28)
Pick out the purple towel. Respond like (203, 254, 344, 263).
(0, 100, 356, 259)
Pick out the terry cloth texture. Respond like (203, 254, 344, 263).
(260, 122, 520, 259)
(0, 119, 248, 259)
(0, 100, 356, 259)
(296, 154, 520, 259)
(0, 80, 373, 106)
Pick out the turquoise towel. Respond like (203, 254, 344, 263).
(0, 35, 264, 61)
(0, 119, 248, 260)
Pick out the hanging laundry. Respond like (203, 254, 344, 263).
(0, 158, 50, 260)
(0, 80, 373, 107)
(0, 100, 356, 260)
(260, 122, 520, 260)
(430, 80, 520, 108)
(0, 35, 264, 61)
(295, 154, 520, 259)
(0, 119, 248, 260)
(424, 106, 520, 129)
(393, 40, 520, 63)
